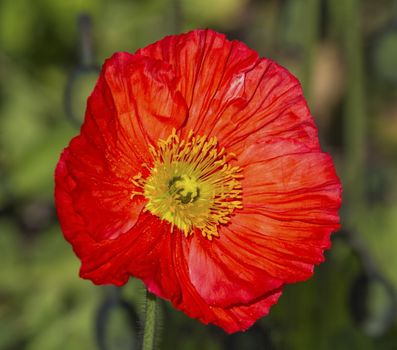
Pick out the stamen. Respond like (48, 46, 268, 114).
(130, 129, 243, 240)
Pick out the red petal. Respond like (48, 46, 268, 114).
(140, 230, 283, 333)
(222, 148, 341, 283)
(210, 59, 319, 152)
(56, 145, 145, 242)
(101, 52, 188, 145)
(79, 213, 169, 286)
(137, 29, 259, 116)
(56, 157, 169, 286)
(56, 52, 189, 242)
(241, 150, 342, 216)
(214, 290, 282, 333)
(183, 141, 341, 307)
(138, 29, 317, 152)
(187, 233, 284, 308)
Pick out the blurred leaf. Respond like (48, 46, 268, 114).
(181, 0, 249, 30)
(359, 204, 397, 291)
(7, 121, 76, 198)
(0, 0, 36, 54)
(373, 28, 397, 83)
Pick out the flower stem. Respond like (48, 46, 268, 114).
(142, 290, 157, 350)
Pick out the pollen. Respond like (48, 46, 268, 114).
(131, 129, 243, 240)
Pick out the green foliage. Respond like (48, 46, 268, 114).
(0, 221, 100, 350)
(1, 0, 397, 349)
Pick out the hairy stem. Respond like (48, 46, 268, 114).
(142, 290, 157, 350)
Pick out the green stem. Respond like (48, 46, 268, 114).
(142, 290, 157, 350)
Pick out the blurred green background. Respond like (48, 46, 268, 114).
(1, 0, 397, 349)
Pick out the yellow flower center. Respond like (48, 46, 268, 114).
(131, 130, 243, 240)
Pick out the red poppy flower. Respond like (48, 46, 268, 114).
(55, 29, 342, 333)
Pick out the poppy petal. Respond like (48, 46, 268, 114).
(187, 233, 284, 308)
(226, 149, 340, 283)
(101, 52, 188, 144)
(56, 158, 167, 285)
(138, 29, 318, 152)
(137, 29, 258, 118)
(184, 142, 340, 307)
(57, 141, 146, 242)
(141, 231, 283, 333)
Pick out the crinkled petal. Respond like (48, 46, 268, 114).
(55, 52, 188, 242)
(56, 155, 167, 285)
(102, 52, 188, 145)
(138, 29, 318, 152)
(56, 142, 146, 242)
(141, 231, 283, 333)
(188, 233, 284, 308)
(184, 140, 341, 307)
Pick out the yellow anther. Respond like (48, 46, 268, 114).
(131, 129, 243, 239)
